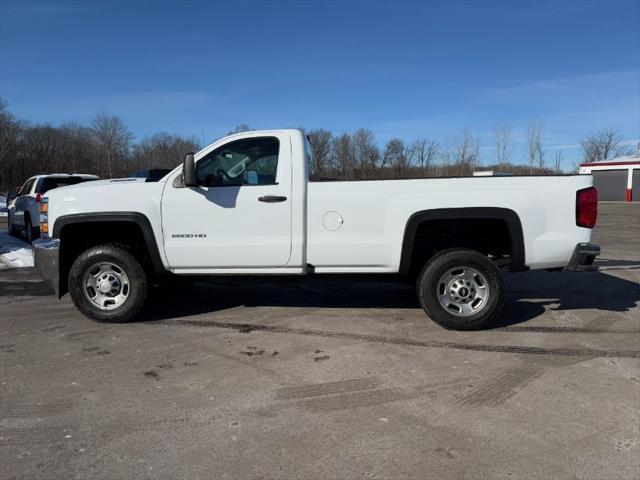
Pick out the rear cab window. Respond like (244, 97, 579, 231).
(35, 177, 94, 194)
(304, 135, 317, 181)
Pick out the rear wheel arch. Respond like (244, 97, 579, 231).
(399, 207, 526, 275)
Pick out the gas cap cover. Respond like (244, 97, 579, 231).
(323, 211, 344, 231)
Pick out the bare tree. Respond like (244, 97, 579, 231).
(581, 128, 634, 162)
(438, 140, 453, 168)
(306, 129, 333, 178)
(382, 138, 410, 177)
(526, 117, 545, 173)
(0, 99, 25, 182)
(22, 125, 60, 175)
(352, 128, 380, 180)
(92, 112, 134, 178)
(132, 132, 199, 170)
(453, 128, 480, 175)
(553, 150, 564, 174)
(409, 138, 438, 177)
(332, 133, 355, 180)
(227, 124, 253, 135)
(57, 122, 100, 175)
(493, 122, 513, 168)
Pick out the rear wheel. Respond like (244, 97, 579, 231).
(416, 248, 505, 330)
(68, 244, 148, 323)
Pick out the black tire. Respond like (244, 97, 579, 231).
(8, 214, 18, 236)
(25, 217, 39, 243)
(416, 248, 505, 331)
(68, 244, 148, 323)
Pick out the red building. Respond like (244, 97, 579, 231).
(579, 155, 640, 203)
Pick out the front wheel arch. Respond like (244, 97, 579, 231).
(55, 213, 166, 298)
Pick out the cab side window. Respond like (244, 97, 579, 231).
(19, 179, 35, 196)
(196, 137, 279, 187)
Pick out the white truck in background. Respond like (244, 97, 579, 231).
(32, 129, 600, 330)
(8, 174, 99, 242)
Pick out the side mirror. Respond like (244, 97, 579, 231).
(7, 189, 18, 201)
(183, 152, 197, 187)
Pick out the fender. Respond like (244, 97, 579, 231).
(398, 207, 526, 273)
(52, 212, 165, 273)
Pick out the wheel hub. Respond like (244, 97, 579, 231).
(437, 266, 490, 317)
(449, 279, 476, 303)
(83, 262, 130, 310)
(97, 274, 120, 295)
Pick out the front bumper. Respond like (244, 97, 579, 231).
(32, 238, 60, 296)
(564, 242, 600, 272)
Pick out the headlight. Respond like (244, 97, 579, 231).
(39, 198, 49, 236)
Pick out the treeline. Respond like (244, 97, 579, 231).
(1, 98, 636, 191)
(303, 126, 548, 181)
(0, 99, 199, 191)
(303, 121, 635, 181)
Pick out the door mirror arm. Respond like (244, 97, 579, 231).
(183, 153, 197, 187)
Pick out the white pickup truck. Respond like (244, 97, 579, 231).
(33, 129, 600, 330)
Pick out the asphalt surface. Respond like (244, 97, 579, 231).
(1, 203, 639, 479)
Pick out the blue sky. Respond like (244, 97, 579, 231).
(1, 0, 638, 166)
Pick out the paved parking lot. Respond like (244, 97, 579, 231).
(1, 203, 639, 479)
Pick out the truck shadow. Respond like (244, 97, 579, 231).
(139, 268, 640, 329)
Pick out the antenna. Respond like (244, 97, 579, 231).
(201, 129, 205, 149)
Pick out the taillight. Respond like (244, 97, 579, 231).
(39, 198, 49, 236)
(576, 187, 597, 228)
(35, 193, 42, 202)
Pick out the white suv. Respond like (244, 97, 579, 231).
(8, 174, 99, 242)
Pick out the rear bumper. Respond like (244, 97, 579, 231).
(32, 238, 60, 296)
(564, 242, 600, 272)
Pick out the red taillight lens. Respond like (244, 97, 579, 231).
(35, 193, 42, 202)
(576, 187, 597, 228)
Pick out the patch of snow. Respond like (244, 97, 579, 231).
(0, 230, 34, 270)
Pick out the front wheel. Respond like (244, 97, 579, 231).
(417, 249, 505, 330)
(68, 244, 148, 323)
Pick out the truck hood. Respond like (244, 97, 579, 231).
(46, 177, 167, 238)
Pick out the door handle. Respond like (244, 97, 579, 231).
(258, 195, 287, 203)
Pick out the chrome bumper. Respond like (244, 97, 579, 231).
(564, 242, 600, 272)
(32, 238, 60, 296)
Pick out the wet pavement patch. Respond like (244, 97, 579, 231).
(143, 370, 160, 381)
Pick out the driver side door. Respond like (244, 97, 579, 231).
(161, 133, 292, 269)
